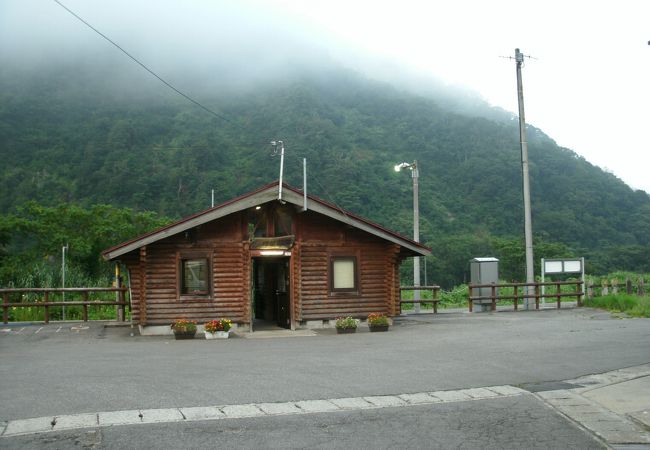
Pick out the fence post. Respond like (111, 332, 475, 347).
(513, 285, 519, 311)
(491, 284, 497, 311)
(556, 282, 561, 309)
(44, 291, 49, 324)
(82, 291, 88, 322)
(118, 288, 126, 321)
(587, 280, 594, 299)
(625, 278, 633, 295)
(612, 278, 619, 295)
(3, 292, 8, 324)
(575, 281, 581, 307)
(601, 280, 609, 296)
(535, 284, 540, 310)
(639, 278, 645, 296)
(468, 285, 473, 312)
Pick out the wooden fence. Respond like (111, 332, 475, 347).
(398, 285, 441, 314)
(1, 287, 128, 324)
(467, 281, 583, 312)
(586, 278, 646, 298)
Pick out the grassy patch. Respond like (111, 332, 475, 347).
(584, 294, 650, 318)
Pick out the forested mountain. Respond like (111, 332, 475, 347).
(1, 61, 649, 286)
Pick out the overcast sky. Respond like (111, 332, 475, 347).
(282, 0, 650, 193)
(2, 0, 649, 193)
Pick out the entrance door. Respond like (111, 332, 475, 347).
(251, 257, 291, 330)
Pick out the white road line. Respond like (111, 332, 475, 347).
(55, 327, 62, 333)
(0, 385, 527, 437)
(34, 327, 43, 334)
(17, 327, 25, 334)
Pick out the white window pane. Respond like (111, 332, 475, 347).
(333, 259, 355, 289)
(184, 259, 207, 292)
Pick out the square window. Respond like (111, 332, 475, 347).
(331, 257, 358, 292)
(181, 258, 209, 295)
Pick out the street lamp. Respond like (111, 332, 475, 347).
(394, 161, 421, 313)
(62, 243, 68, 320)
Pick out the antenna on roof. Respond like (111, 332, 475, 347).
(270, 140, 285, 201)
(302, 157, 308, 212)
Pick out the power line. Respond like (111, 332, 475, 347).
(52, 0, 238, 127)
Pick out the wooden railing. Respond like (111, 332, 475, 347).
(398, 285, 441, 314)
(467, 281, 583, 312)
(1, 287, 128, 324)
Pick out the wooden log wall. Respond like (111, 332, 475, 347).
(386, 244, 402, 317)
(139, 246, 147, 325)
(123, 215, 249, 326)
(298, 241, 397, 320)
(292, 241, 302, 325)
(119, 206, 415, 326)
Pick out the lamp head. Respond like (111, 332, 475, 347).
(394, 162, 411, 172)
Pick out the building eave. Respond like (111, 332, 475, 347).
(102, 181, 431, 260)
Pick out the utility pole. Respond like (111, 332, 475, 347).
(515, 48, 535, 309)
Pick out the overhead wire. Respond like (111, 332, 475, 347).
(52, 0, 239, 128)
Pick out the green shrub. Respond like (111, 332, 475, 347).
(584, 294, 650, 318)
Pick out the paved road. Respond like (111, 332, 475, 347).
(1, 307, 649, 448)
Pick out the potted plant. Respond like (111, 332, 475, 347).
(204, 318, 232, 339)
(171, 319, 197, 339)
(335, 316, 358, 334)
(367, 313, 389, 332)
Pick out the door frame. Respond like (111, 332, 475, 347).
(250, 251, 294, 331)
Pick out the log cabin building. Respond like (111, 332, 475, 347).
(102, 182, 430, 334)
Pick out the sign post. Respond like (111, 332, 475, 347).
(541, 257, 585, 305)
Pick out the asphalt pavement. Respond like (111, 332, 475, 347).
(1, 307, 649, 449)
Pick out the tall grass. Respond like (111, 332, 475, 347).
(584, 294, 650, 318)
(2, 261, 126, 322)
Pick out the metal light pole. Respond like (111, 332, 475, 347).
(395, 161, 420, 312)
(515, 48, 535, 309)
(62, 243, 69, 320)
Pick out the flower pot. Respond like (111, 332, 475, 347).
(173, 330, 196, 340)
(205, 331, 229, 339)
(369, 324, 389, 332)
(336, 327, 357, 334)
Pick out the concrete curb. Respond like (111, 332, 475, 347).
(532, 364, 650, 445)
(0, 384, 526, 438)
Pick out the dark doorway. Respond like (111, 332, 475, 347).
(251, 257, 290, 330)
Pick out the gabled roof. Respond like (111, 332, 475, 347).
(102, 181, 431, 260)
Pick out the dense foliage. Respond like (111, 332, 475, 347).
(0, 203, 170, 286)
(1, 63, 649, 287)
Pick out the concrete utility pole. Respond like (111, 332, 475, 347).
(515, 48, 535, 309)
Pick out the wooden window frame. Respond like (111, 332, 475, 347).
(178, 252, 213, 299)
(329, 254, 360, 295)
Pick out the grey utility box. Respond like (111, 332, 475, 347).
(470, 257, 499, 312)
